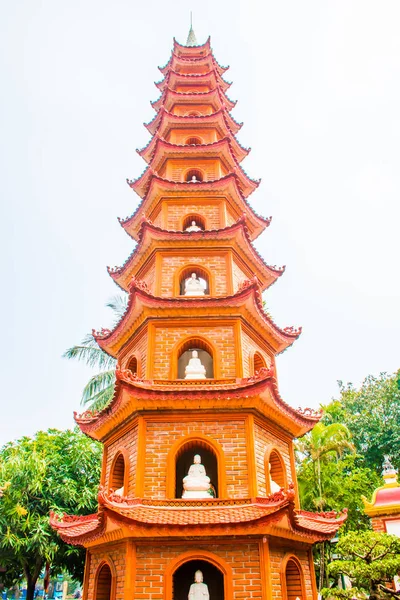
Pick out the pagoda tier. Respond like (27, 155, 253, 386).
(74, 367, 321, 441)
(122, 175, 268, 241)
(108, 218, 282, 293)
(155, 70, 232, 94)
(151, 87, 236, 113)
(51, 488, 347, 546)
(159, 53, 229, 77)
(92, 279, 300, 358)
(138, 129, 249, 164)
(52, 29, 346, 600)
(145, 107, 242, 137)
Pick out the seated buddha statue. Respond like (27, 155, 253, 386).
(184, 273, 206, 296)
(182, 454, 211, 499)
(185, 220, 202, 232)
(184, 350, 207, 379)
(269, 463, 281, 493)
(188, 570, 210, 600)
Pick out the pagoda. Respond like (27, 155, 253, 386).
(51, 27, 347, 600)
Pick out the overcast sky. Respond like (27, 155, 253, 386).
(1, 0, 399, 447)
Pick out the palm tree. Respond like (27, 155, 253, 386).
(296, 421, 355, 509)
(63, 295, 127, 412)
(296, 421, 355, 590)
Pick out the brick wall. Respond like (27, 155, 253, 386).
(104, 424, 138, 495)
(86, 544, 125, 600)
(151, 324, 236, 379)
(269, 546, 314, 600)
(136, 542, 263, 600)
(253, 422, 292, 497)
(164, 201, 222, 230)
(241, 331, 272, 378)
(159, 253, 229, 297)
(143, 417, 249, 499)
(232, 259, 248, 293)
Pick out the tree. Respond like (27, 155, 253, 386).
(296, 422, 355, 590)
(326, 531, 400, 599)
(63, 295, 127, 411)
(0, 429, 102, 600)
(323, 371, 400, 473)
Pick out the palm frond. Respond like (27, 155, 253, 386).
(106, 295, 128, 321)
(81, 370, 116, 406)
(63, 337, 116, 371)
(82, 384, 116, 412)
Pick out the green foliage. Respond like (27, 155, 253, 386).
(63, 294, 128, 411)
(323, 371, 400, 473)
(0, 429, 101, 598)
(328, 531, 400, 598)
(296, 422, 355, 510)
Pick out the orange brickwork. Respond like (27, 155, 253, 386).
(51, 29, 348, 600)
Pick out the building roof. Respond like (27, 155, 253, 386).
(363, 457, 400, 517)
(107, 217, 281, 293)
(50, 486, 347, 546)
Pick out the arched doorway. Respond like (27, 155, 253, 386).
(282, 556, 305, 600)
(253, 351, 266, 374)
(94, 563, 113, 600)
(178, 266, 210, 296)
(173, 560, 224, 600)
(185, 168, 204, 182)
(109, 452, 126, 493)
(182, 214, 206, 231)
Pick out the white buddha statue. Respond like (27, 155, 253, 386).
(188, 571, 210, 600)
(184, 273, 206, 296)
(185, 220, 202, 232)
(189, 174, 198, 182)
(269, 463, 281, 493)
(184, 350, 207, 379)
(182, 454, 211, 499)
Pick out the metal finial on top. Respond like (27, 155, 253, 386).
(186, 12, 198, 47)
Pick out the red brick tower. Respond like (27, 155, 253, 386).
(51, 29, 347, 600)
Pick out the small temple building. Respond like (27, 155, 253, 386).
(363, 456, 400, 536)
(51, 26, 347, 600)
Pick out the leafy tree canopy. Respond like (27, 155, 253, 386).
(323, 371, 400, 473)
(0, 429, 102, 600)
(326, 531, 400, 599)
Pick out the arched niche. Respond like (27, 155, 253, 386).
(167, 435, 226, 499)
(177, 265, 211, 297)
(281, 555, 306, 600)
(185, 168, 204, 183)
(173, 337, 215, 380)
(184, 110, 202, 117)
(127, 354, 139, 376)
(165, 550, 233, 600)
(265, 446, 287, 494)
(182, 214, 206, 231)
(109, 451, 128, 494)
(94, 561, 116, 600)
(253, 351, 267, 374)
(185, 136, 203, 145)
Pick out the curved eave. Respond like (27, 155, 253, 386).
(49, 510, 105, 546)
(108, 218, 281, 293)
(138, 132, 249, 165)
(144, 106, 242, 139)
(362, 485, 400, 517)
(159, 53, 228, 77)
(129, 139, 258, 199)
(75, 369, 320, 440)
(151, 87, 236, 113)
(50, 490, 343, 545)
(120, 175, 270, 242)
(173, 36, 211, 56)
(155, 69, 231, 94)
(93, 281, 301, 357)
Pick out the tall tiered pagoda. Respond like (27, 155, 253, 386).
(51, 27, 347, 600)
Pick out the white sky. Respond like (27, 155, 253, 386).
(1, 0, 399, 447)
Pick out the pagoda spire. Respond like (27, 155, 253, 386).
(186, 12, 197, 46)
